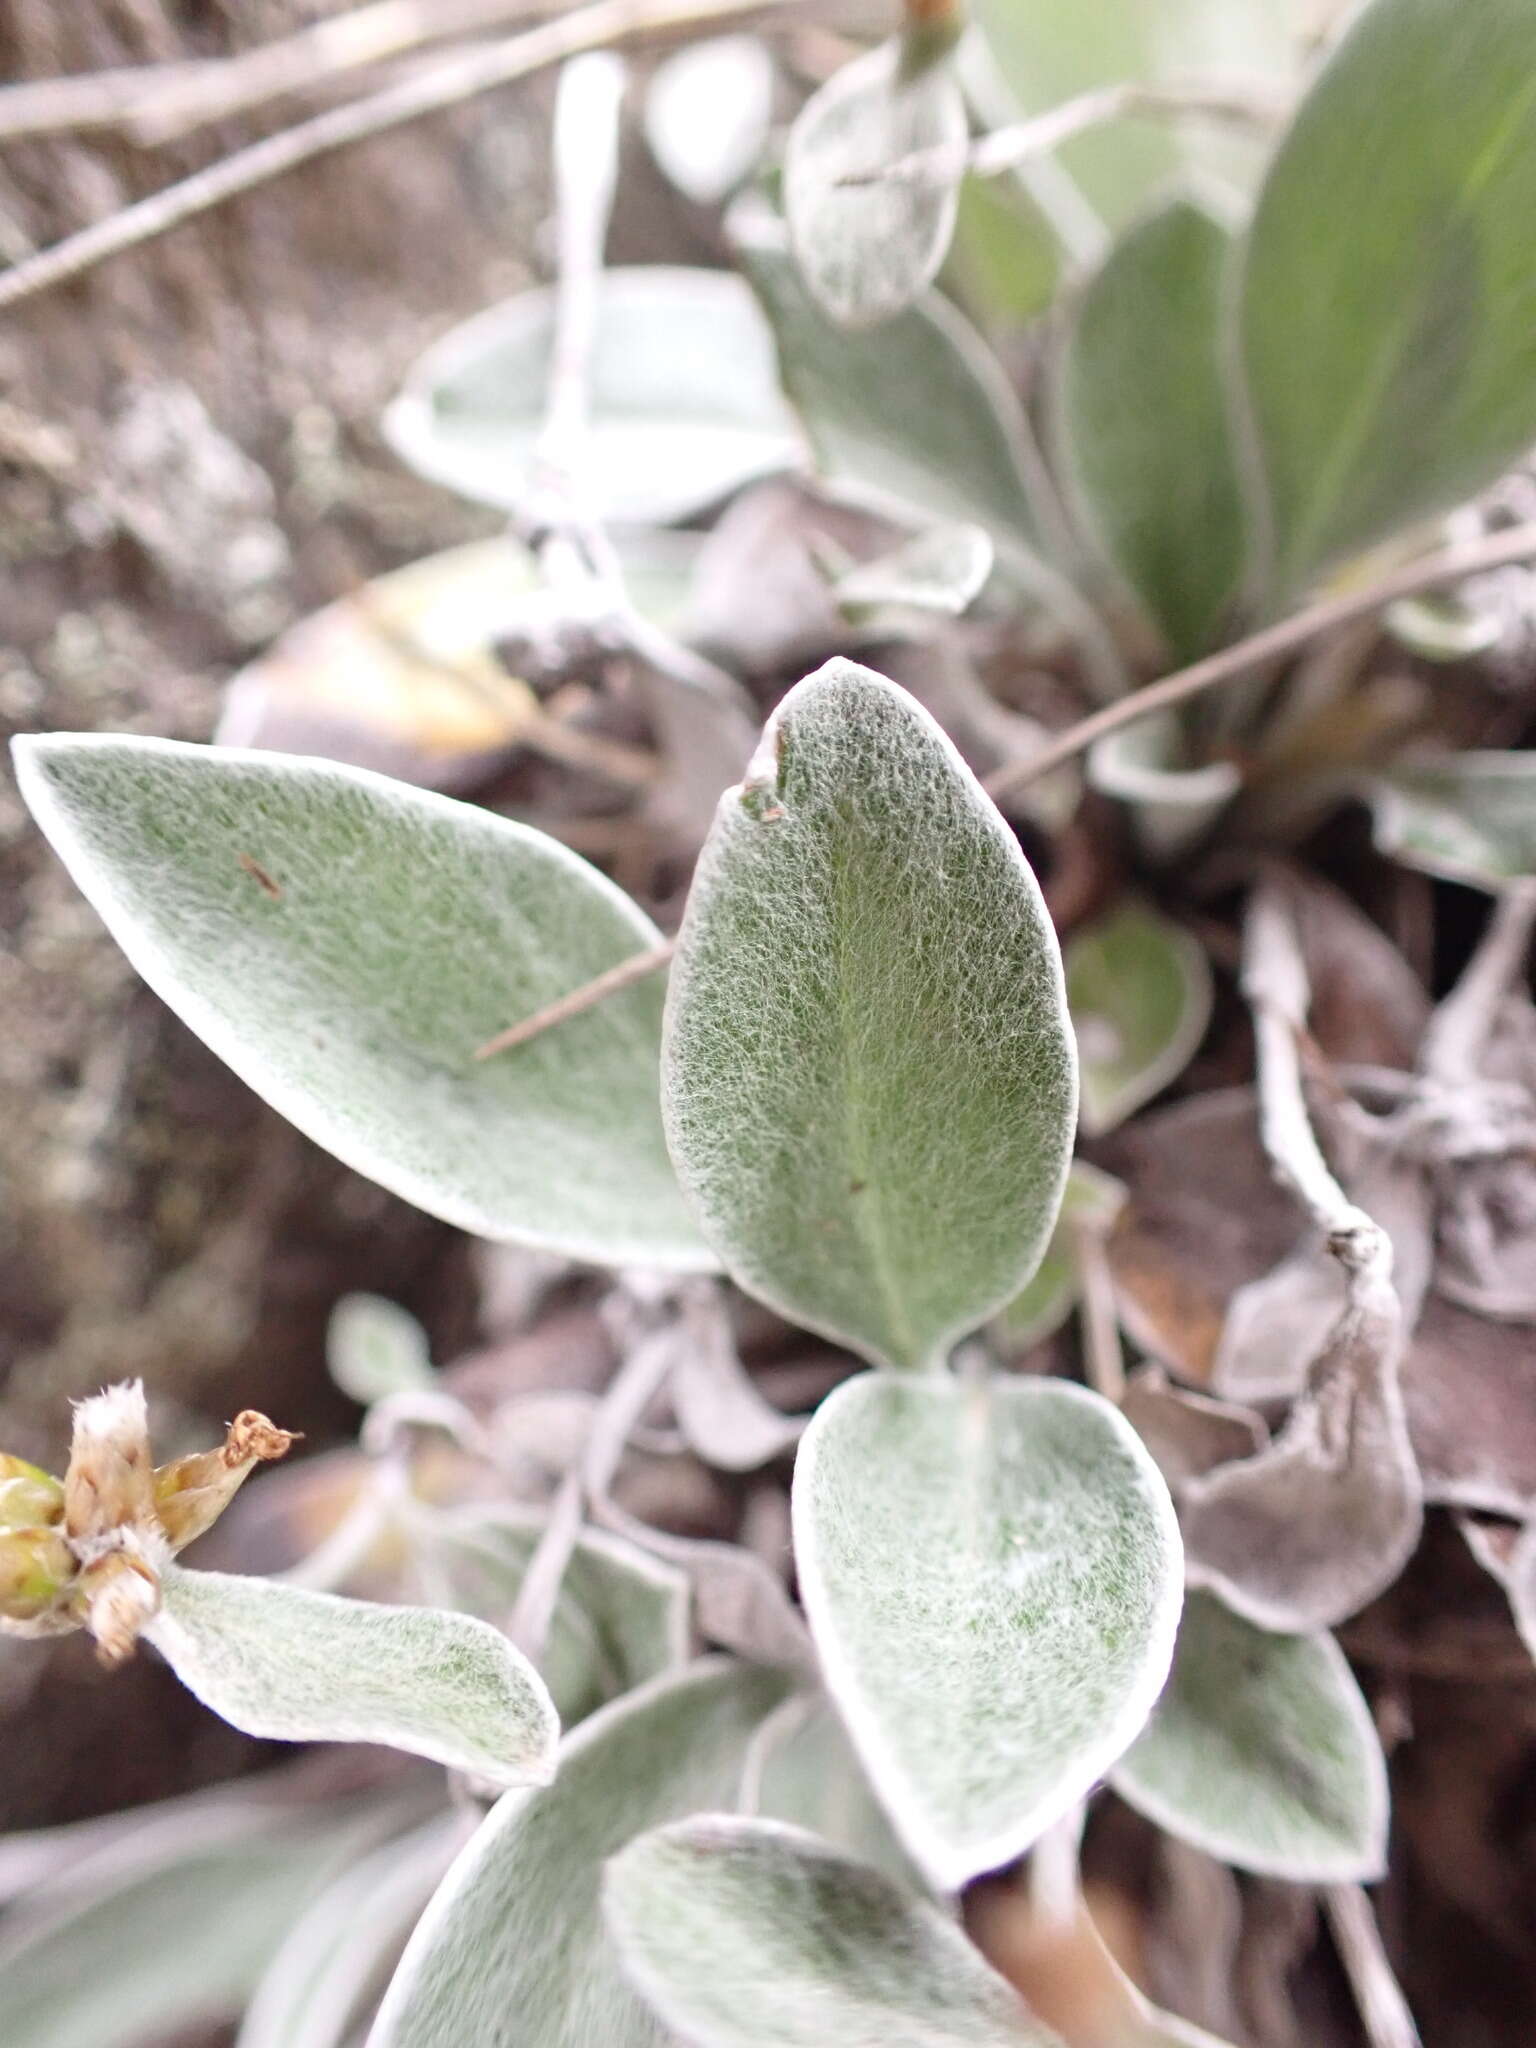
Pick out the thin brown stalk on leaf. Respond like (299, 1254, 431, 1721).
(983, 518, 1536, 799)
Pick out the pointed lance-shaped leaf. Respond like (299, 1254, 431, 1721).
(605, 1817, 1064, 2048)
(12, 734, 710, 1270)
(368, 1659, 791, 2048)
(1112, 1591, 1389, 1883)
(662, 660, 1077, 1372)
(786, 38, 969, 331)
(1056, 196, 1246, 660)
(792, 1372, 1182, 1891)
(146, 1566, 559, 1787)
(1238, 0, 1536, 600)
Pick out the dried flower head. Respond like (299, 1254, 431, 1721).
(0, 1383, 296, 1663)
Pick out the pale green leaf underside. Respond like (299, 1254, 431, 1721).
(421, 1505, 690, 1725)
(0, 1797, 391, 2048)
(1086, 714, 1241, 861)
(1058, 197, 1244, 660)
(792, 1373, 1183, 1890)
(327, 1293, 436, 1407)
(605, 1817, 1061, 2048)
(786, 40, 967, 331)
(13, 734, 710, 1268)
(835, 523, 996, 620)
(742, 242, 1047, 563)
(751, 1696, 920, 1890)
(385, 266, 801, 524)
(662, 661, 1077, 1372)
(1370, 751, 1536, 885)
(1112, 1591, 1388, 1882)
(1240, 0, 1536, 600)
(148, 1566, 559, 1786)
(369, 1659, 791, 2048)
(236, 1813, 466, 2048)
(1066, 897, 1214, 1137)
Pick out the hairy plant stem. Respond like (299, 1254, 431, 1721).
(1325, 1886, 1422, 2048)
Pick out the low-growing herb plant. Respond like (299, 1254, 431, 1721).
(9, 0, 1536, 2040)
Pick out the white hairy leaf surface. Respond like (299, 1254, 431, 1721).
(385, 267, 800, 524)
(368, 1659, 791, 2048)
(662, 660, 1077, 1372)
(1370, 752, 1536, 886)
(645, 37, 774, 205)
(148, 1566, 559, 1786)
(604, 1817, 1062, 2047)
(12, 734, 709, 1268)
(1112, 1591, 1389, 1882)
(786, 39, 967, 330)
(792, 1372, 1183, 1889)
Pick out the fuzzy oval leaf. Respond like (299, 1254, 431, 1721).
(1112, 1591, 1388, 1882)
(13, 734, 709, 1267)
(369, 1660, 790, 2048)
(385, 267, 801, 524)
(792, 1372, 1183, 1890)
(750, 1697, 919, 1889)
(1370, 751, 1536, 886)
(327, 1295, 436, 1407)
(1057, 197, 1244, 659)
(605, 1817, 1061, 2048)
(786, 40, 967, 330)
(147, 1565, 559, 1786)
(662, 661, 1077, 1372)
(1239, 0, 1536, 599)
(1066, 897, 1214, 1138)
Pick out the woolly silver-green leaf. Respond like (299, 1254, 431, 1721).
(12, 734, 710, 1268)
(147, 1566, 558, 1787)
(662, 661, 1077, 1372)
(1370, 751, 1536, 887)
(786, 39, 967, 331)
(369, 1659, 791, 2048)
(792, 1373, 1183, 1890)
(604, 1818, 1062, 2047)
(1112, 1591, 1388, 1882)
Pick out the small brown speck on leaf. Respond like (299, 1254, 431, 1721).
(237, 852, 282, 898)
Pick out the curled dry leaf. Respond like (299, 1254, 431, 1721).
(1119, 1368, 1268, 1491)
(1401, 1295, 1536, 1517)
(1102, 1090, 1301, 1385)
(668, 1285, 806, 1473)
(1212, 1112, 1435, 1406)
(1182, 1239, 1423, 1634)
